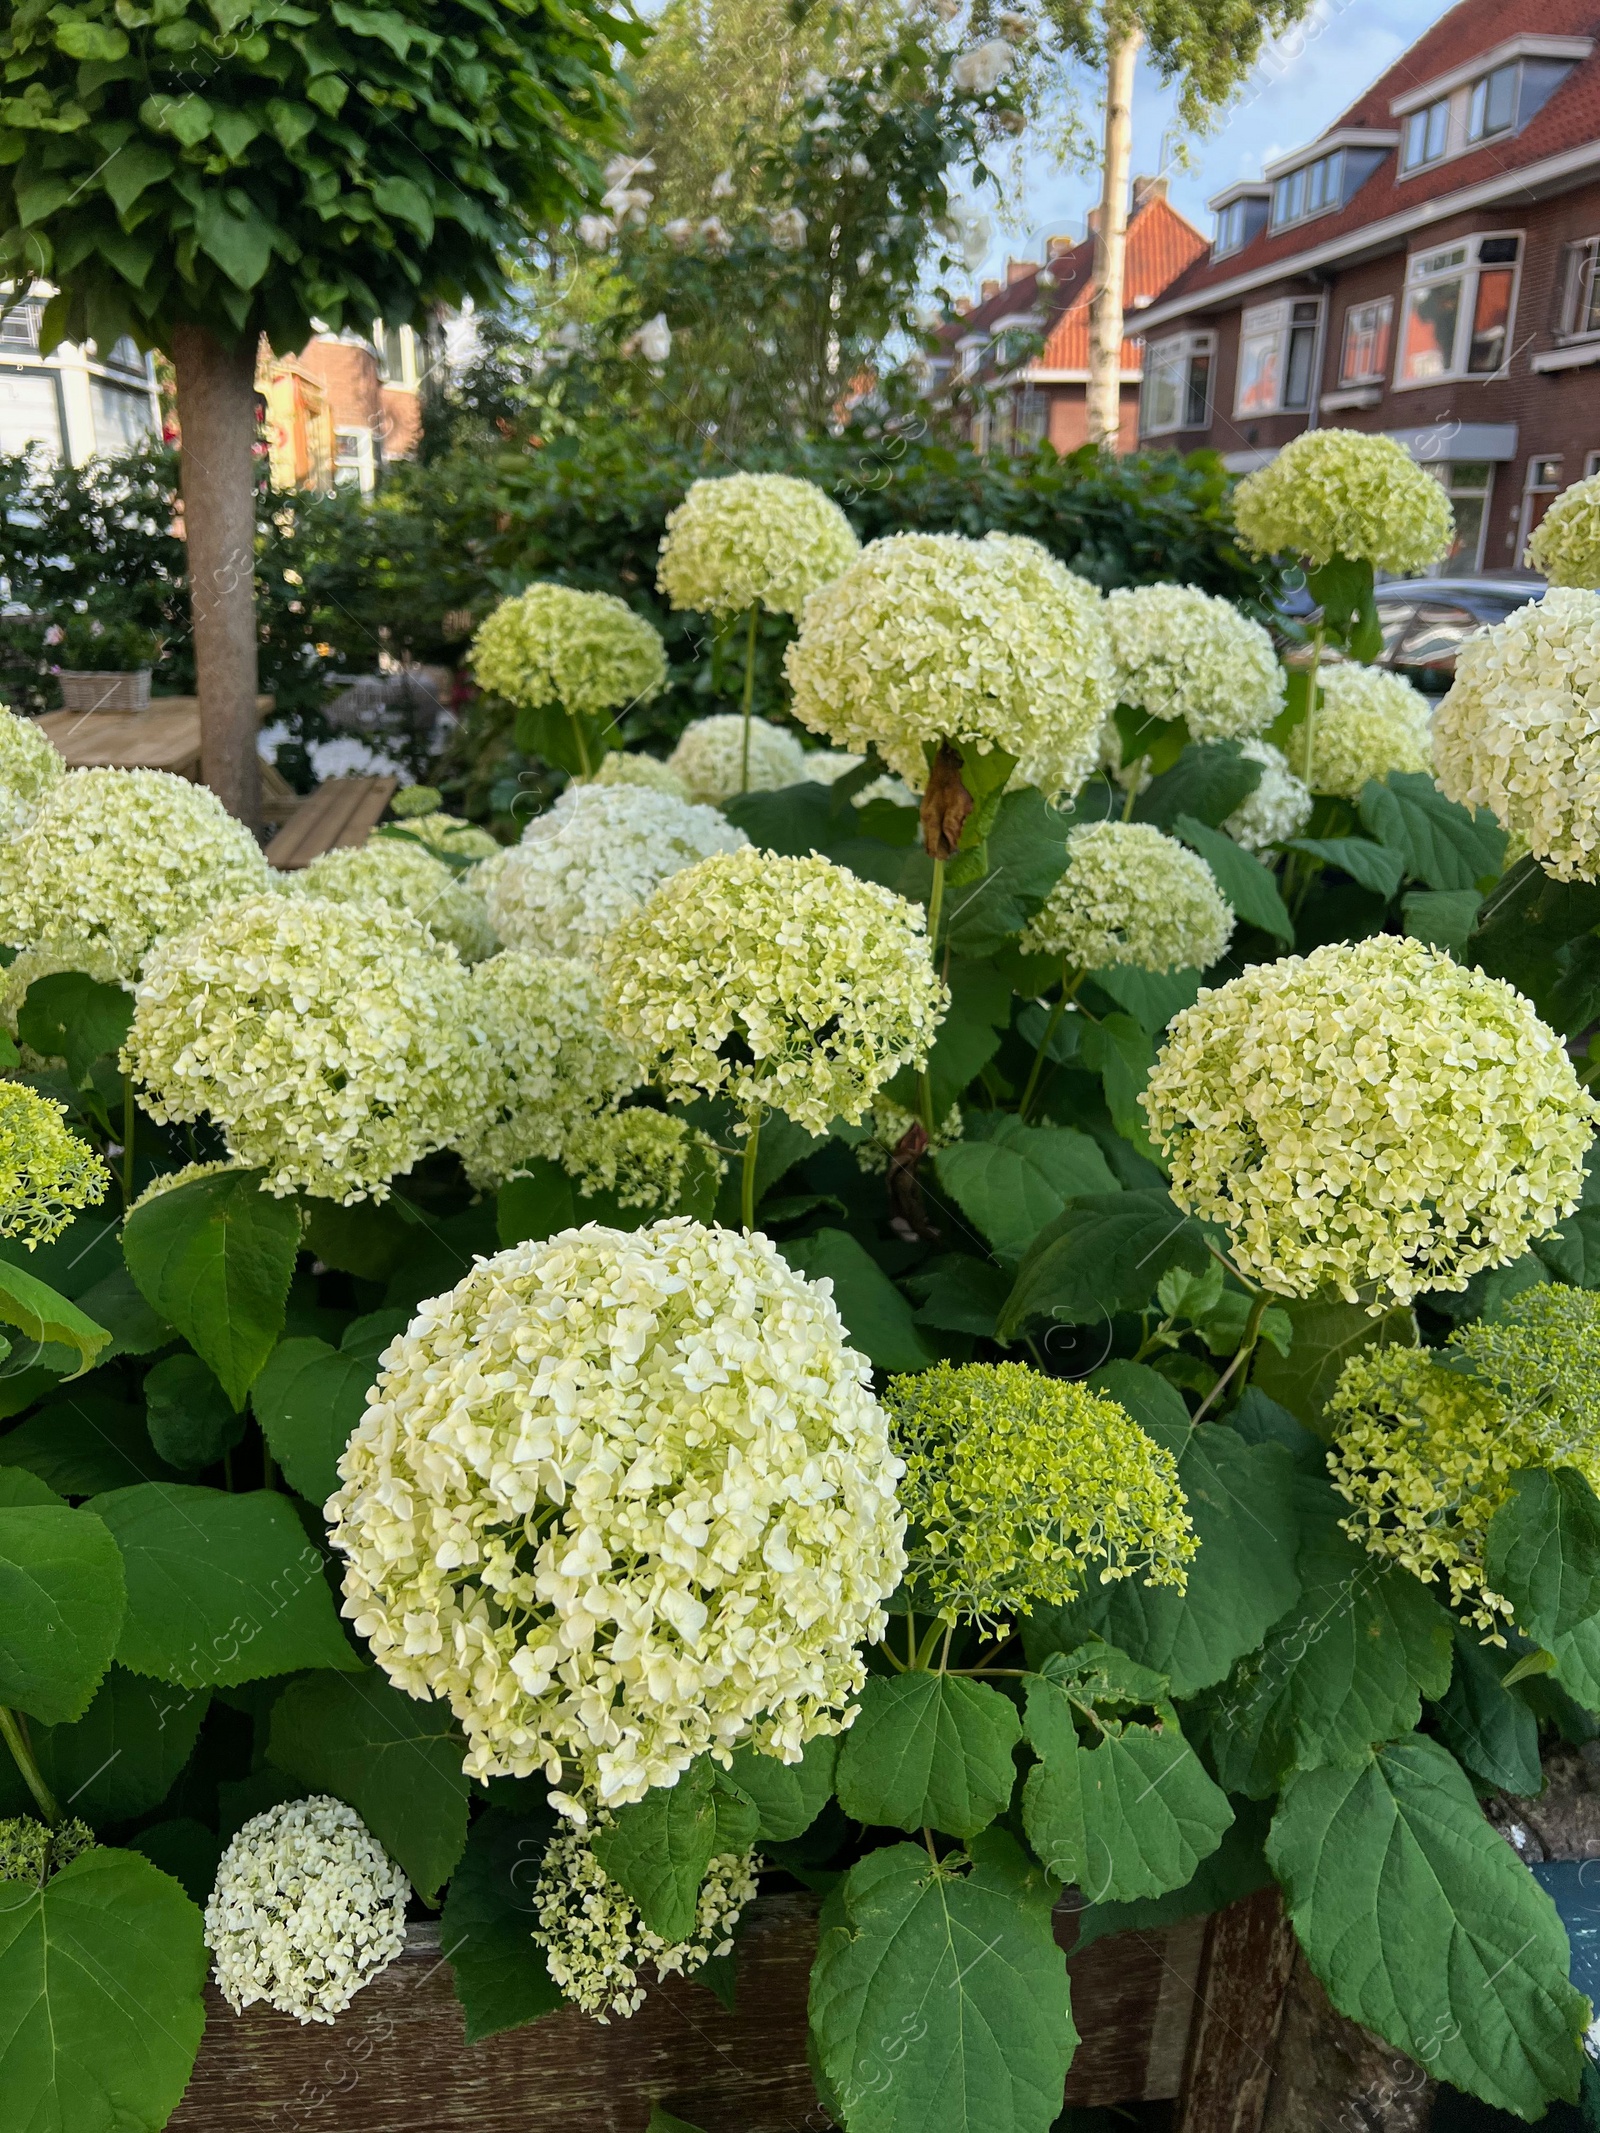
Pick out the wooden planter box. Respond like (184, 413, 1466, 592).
(58, 668, 152, 713)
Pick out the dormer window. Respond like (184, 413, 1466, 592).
(1467, 61, 1518, 142)
(1271, 152, 1342, 231)
(1213, 193, 1268, 257)
(1395, 38, 1589, 174)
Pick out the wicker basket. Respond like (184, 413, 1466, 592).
(57, 668, 152, 713)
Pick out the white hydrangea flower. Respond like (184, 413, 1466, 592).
(1291, 663, 1434, 798)
(600, 846, 947, 1134)
(1022, 821, 1234, 973)
(802, 751, 920, 808)
(127, 1159, 252, 1214)
(0, 768, 272, 979)
(487, 785, 748, 963)
(326, 1220, 908, 1806)
(656, 474, 859, 619)
(0, 706, 63, 839)
(855, 1096, 963, 1175)
(562, 1107, 723, 1211)
(1143, 935, 1596, 1306)
(1223, 738, 1313, 852)
(1232, 430, 1453, 574)
(453, 951, 639, 1191)
(1526, 473, 1600, 586)
(204, 1797, 409, 2025)
(125, 895, 484, 1203)
(532, 1824, 758, 2020)
(1432, 588, 1600, 881)
(592, 751, 691, 802)
(471, 584, 667, 717)
(666, 715, 808, 804)
(299, 838, 498, 964)
(1104, 584, 1285, 741)
(389, 810, 501, 862)
(784, 531, 1113, 799)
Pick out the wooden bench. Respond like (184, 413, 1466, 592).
(36, 694, 275, 778)
(265, 774, 399, 869)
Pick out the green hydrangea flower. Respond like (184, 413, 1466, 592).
(0, 1080, 108, 1248)
(1231, 429, 1453, 574)
(0, 1815, 95, 1884)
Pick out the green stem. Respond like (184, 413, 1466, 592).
(739, 604, 758, 794)
(1192, 1290, 1270, 1423)
(121, 1076, 136, 1209)
(1296, 623, 1325, 787)
(1019, 965, 1082, 1121)
(568, 708, 594, 780)
(926, 853, 946, 950)
(1121, 757, 1145, 821)
(740, 1109, 762, 1233)
(0, 1706, 61, 1825)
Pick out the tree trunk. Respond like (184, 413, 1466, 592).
(1086, 28, 1141, 452)
(171, 323, 261, 826)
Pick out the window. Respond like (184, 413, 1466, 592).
(90, 380, 155, 454)
(1235, 299, 1322, 417)
(1214, 196, 1267, 257)
(1140, 333, 1213, 434)
(1270, 152, 1343, 231)
(374, 322, 419, 387)
(1561, 238, 1600, 338)
(1468, 62, 1518, 141)
(333, 425, 376, 493)
(0, 370, 61, 458)
(1396, 234, 1520, 385)
(1012, 387, 1048, 451)
(1339, 298, 1393, 384)
(0, 300, 39, 351)
(1428, 462, 1494, 573)
(1521, 454, 1563, 551)
(1401, 97, 1452, 169)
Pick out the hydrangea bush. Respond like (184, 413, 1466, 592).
(1293, 662, 1434, 797)
(1021, 822, 1235, 975)
(656, 473, 859, 618)
(1104, 583, 1284, 741)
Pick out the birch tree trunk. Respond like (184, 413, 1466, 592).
(1086, 26, 1142, 451)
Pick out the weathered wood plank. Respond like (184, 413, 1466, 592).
(1174, 1886, 1298, 2133)
(265, 776, 398, 868)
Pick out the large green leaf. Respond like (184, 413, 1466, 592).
(91, 1483, 358, 1689)
(1485, 1467, 1600, 1644)
(1133, 742, 1260, 831)
(438, 1807, 562, 2042)
(252, 1310, 408, 1507)
(28, 1667, 210, 1824)
(1359, 773, 1506, 891)
(934, 1118, 1116, 1262)
(0, 1847, 207, 2133)
(0, 1260, 109, 1377)
(268, 1668, 471, 1902)
(1287, 835, 1405, 899)
(889, 958, 1014, 1119)
(1071, 1798, 1273, 1951)
(1429, 1628, 1542, 1796)
(835, 1674, 1020, 1839)
(122, 1168, 301, 1408)
(1469, 859, 1600, 1039)
(16, 972, 133, 1088)
(997, 1191, 1210, 1342)
(941, 789, 1073, 956)
(591, 1756, 756, 1941)
(724, 1734, 839, 1842)
(1172, 815, 1294, 939)
(0, 1501, 125, 1724)
(1402, 887, 1483, 958)
(0, 1394, 178, 1498)
(1252, 1296, 1416, 1431)
(142, 1353, 243, 1472)
(1090, 964, 1203, 1032)
(1267, 1737, 1588, 2117)
(1020, 1662, 1232, 1904)
(779, 1230, 934, 1372)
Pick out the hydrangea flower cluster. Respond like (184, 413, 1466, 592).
(1231, 429, 1454, 574)
(0, 768, 271, 979)
(487, 784, 748, 963)
(454, 951, 638, 1191)
(601, 847, 946, 1134)
(0, 1081, 108, 1247)
(1223, 738, 1313, 852)
(471, 584, 667, 717)
(1328, 1289, 1600, 1631)
(0, 1815, 95, 1884)
(386, 806, 501, 862)
(802, 751, 920, 808)
(327, 1220, 906, 1809)
(1432, 589, 1600, 880)
(1143, 935, 1595, 1304)
(300, 839, 497, 964)
(531, 1823, 759, 2020)
(562, 1107, 722, 1211)
(886, 1363, 1195, 1630)
(593, 750, 690, 801)
(126, 895, 481, 1203)
(665, 714, 808, 803)
(1021, 822, 1234, 974)
(204, 1797, 409, 2024)
(1103, 584, 1284, 740)
(656, 473, 859, 617)
(1293, 664, 1433, 798)
(1526, 471, 1600, 586)
(0, 706, 63, 839)
(854, 1095, 963, 1176)
(784, 531, 1112, 798)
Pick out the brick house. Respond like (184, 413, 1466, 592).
(259, 323, 425, 495)
(1132, 0, 1600, 575)
(929, 180, 1209, 453)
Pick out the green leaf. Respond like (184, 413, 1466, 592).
(1430, 1627, 1543, 1796)
(723, 1734, 838, 1842)
(28, 1667, 210, 1823)
(0, 1259, 109, 1376)
(647, 2112, 709, 2133)
(902, 958, 1013, 1115)
(1287, 835, 1406, 898)
(1091, 964, 1204, 1031)
(1360, 773, 1506, 891)
(143, 1352, 244, 1471)
(0, 1848, 206, 2133)
(140, 91, 213, 146)
(1252, 1296, 1416, 1431)
(997, 1191, 1210, 1342)
(592, 1757, 722, 1941)
(1078, 1013, 1158, 1157)
(0, 1469, 61, 1509)
(1267, 1736, 1588, 2117)
(73, 1266, 174, 1363)
(0, 1393, 177, 1496)
(809, 1832, 1075, 2133)
(1134, 741, 1261, 831)
(1468, 858, 1600, 1038)
(268, 1668, 470, 1902)
(127, 1819, 223, 1907)
(194, 192, 274, 289)
(1020, 1670, 1232, 1902)
(1402, 887, 1483, 958)
(1071, 1797, 1273, 1951)
(16, 971, 132, 1086)
(438, 1807, 562, 2042)
(91, 1483, 357, 1688)
(300, 1195, 413, 1282)
(941, 789, 1073, 956)
(252, 1310, 407, 1507)
(102, 138, 174, 218)
(835, 1673, 1020, 1839)
(371, 172, 435, 241)
(934, 1118, 1116, 1262)
(779, 1230, 934, 1372)
(122, 1167, 301, 1408)
(496, 1158, 576, 1248)
(1173, 815, 1294, 938)
(1486, 1468, 1600, 1646)
(0, 1500, 125, 1723)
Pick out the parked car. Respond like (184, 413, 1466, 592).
(1370, 577, 1546, 693)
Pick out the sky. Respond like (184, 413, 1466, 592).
(973, 0, 1448, 278)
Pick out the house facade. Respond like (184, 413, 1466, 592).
(930, 181, 1209, 454)
(1134, 0, 1600, 574)
(0, 286, 161, 463)
(259, 323, 425, 495)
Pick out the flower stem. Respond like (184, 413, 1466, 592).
(1019, 964, 1082, 1121)
(740, 1109, 763, 1232)
(1121, 759, 1144, 821)
(0, 1706, 61, 1825)
(739, 604, 758, 793)
(1192, 1290, 1271, 1423)
(121, 1075, 136, 1209)
(568, 708, 594, 780)
(1296, 622, 1326, 786)
(926, 852, 946, 949)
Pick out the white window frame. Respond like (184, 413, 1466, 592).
(1139, 331, 1213, 436)
(1233, 297, 1323, 418)
(333, 425, 376, 494)
(1561, 238, 1600, 340)
(1426, 460, 1494, 573)
(1338, 297, 1394, 385)
(1269, 151, 1344, 233)
(1519, 454, 1564, 558)
(1586, 448, 1600, 478)
(1394, 232, 1521, 390)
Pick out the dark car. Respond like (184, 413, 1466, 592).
(1370, 576, 1546, 693)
